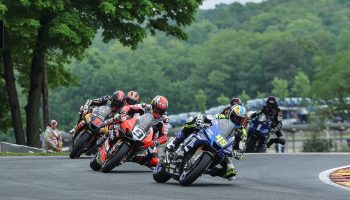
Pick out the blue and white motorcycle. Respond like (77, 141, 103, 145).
(245, 113, 273, 152)
(153, 119, 235, 186)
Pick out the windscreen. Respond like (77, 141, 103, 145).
(219, 119, 235, 138)
(137, 113, 154, 130)
(93, 106, 112, 119)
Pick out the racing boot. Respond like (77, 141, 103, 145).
(166, 130, 187, 152)
(223, 157, 237, 181)
(166, 137, 182, 152)
(223, 166, 237, 181)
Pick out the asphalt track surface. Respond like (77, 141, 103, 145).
(0, 154, 349, 200)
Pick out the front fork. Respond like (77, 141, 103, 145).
(165, 144, 210, 176)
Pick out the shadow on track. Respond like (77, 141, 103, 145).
(156, 181, 234, 187)
(69, 156, 93, 160)
(107, 170, 153, 174)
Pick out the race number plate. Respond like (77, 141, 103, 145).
(92, 117, 103, 127)
(216, 135, 228, 147)
(132, 126, 146, 141)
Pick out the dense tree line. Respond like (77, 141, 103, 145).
(0, 0, 203, 145)
(47, 0, 350, 131)
(1, 0, 350, 142)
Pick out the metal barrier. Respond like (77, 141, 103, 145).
(0, 142, 43, 153)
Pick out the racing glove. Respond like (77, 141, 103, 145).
(79, 105, 89, 115)
(195, 115, 206, 128)
(233, 149, 244, 160)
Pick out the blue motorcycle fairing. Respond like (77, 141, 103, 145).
(248, 115, 272, 137)
(182, 119, 234, 159)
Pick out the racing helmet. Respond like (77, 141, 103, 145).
(229, 105, 248, 128)
(126, 91, 139, 105)
(112, 91, 125, 109)
(151, 95, 168, 119)
(230, 97, 242, 106)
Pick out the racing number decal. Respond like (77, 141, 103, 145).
(133, 127, 145, 140)
(256, 124, 262, 131)
(92, 118, 102, 127)
(215, 135, 227, 147)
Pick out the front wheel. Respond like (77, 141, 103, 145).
(69, 133, 92, 159)
(101, 142, 130, 173)
(179, 152, 212, 186)
(153, 162, 172, 183)
(90, 154, 101, 171)
(245, 135, 258, 153)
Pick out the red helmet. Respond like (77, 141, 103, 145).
(151, 95, 168, 119)
(126, 91, 139, 105)
(230, 97, 242, 106)
(112, 91, 125, 109)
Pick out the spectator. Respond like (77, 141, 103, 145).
(43, 120, 63, 152)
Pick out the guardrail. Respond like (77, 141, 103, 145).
(0, 142, 43, 153)
(169, 122, 350, 153)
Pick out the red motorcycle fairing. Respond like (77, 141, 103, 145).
(98, 114, 154, 164)
(100, 140, 110, 162)
(140, 128, 153, 147)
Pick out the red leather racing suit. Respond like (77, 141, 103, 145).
(119, 103, 169, 167)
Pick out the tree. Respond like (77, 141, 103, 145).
(311, 52, 350, 118)
(0, 2, 32, 145)
(2, 49, 26, 144)
(238, 90, 250, 104)
(216, 94, 230, 105)
(271, 77, 289, 100)
(195, 89, 207, 112)
(256, 91, 267, 99)
(292, 71, 310, 98)
(15, 0, 350, 129)
(2, 0, 203, 146)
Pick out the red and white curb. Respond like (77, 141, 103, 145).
(319, 165, 350, 191)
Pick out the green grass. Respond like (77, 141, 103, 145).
(0, 152, 69, 156)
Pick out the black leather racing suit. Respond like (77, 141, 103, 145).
(249, 106, 283, 152)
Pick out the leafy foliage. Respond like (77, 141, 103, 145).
(0, 0, 204, 138)
(292, 71, 310, 98)
(272, 77, 289, 100)
(2, 0, 350, 132)
(194, 89, 207, 112)
(47, 0, 350, 130)
(217, 94, 230, 105)
(238, 90, 250, 104)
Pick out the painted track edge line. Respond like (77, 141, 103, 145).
(319, 165, 350, 191)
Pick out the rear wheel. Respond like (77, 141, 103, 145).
(69, 133, 92, 159)
(101, 142, 130, 173)
(179, 152, 212, 186)
(153, 162, 171, 183)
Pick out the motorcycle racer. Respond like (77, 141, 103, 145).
(107, 95, 169, 168)
(221, 97, 243, 115)
(249, 96, 285, 152)
(95, 91, 141, 146)
(68, 90, 126, 136)
(167, 105, 248, 180)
